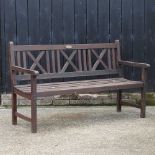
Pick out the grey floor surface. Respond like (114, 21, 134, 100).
(0, 106, 155, 155)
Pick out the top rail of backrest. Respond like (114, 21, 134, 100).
(11, 42, 118, 52)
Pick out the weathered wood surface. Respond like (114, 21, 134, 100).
(9, 41, 150, 133)
(14, 78, 144, 97)
(1, 0, 155, 92)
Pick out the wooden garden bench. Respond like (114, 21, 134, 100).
(9, 40, 150, 133)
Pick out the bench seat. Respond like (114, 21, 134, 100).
(14, 78, 144, 97)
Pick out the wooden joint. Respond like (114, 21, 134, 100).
(15, 112, 32, 122)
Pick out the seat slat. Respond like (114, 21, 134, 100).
(14, 78, 144, 97)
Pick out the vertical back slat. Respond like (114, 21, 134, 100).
(115, 40, 121, 60)
(108, 49, 112, 69)
(83, 49, 87, 71)
(17, 51, 21, 67)
(23, 52, 27, 68)
(88, 49, 92, 70)
(78, 49, 82, 71)
(112, 48, 116, 69)
(52, 51, 56, 73)
(11, 51, 15, 66)
(57, 50, 61, 72)
(46, 51, 50, 73)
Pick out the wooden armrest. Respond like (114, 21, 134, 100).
(11, 66, 39, 75)
(118, 60, 150, 69)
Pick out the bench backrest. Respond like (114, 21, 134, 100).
(9, 40, 121, 81)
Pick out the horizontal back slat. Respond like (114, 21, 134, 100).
(13, 43, 117, 51)
(15, 69, 119, 81)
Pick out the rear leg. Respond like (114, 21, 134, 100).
(12, 93, 17, 125)
(117, 90, 122, 112)
(140, 88, 146, 118)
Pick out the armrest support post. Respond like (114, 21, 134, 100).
(141, 68, 148, 89)
(31, 74, 37, 98)
(31, 74, 37, 133)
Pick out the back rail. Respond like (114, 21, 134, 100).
(12, 43, 117, 52)
(15, 69, 119, 81)
(9, 41, 121, 81)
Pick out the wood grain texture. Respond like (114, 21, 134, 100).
(15, 78, 144, 97)
(1, 0, 154, 92)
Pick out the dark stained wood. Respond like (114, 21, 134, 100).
(15, 70, 119, 81)
(117, 90, 122, 112)
(17, 51, 21, 67)
(9, 40, 149, 133)
(12, 66, 39, 75)
(60, 50, 78, 72)
(15, 112, 31, 122)
(27, 51, 46, 73)
(46, 51, 50, 73)
(13, 43, 117, 52)
(140, 87, 146, 118)
(78, 50, 82, 71)
(1, 0, 155, 93)
(88, 49, 92, 70)
(108, 49, 112, 69)
(31, 74, 37, 133)
(12, 93, 17, 125)
(52, 51, 56, 73)
(112, 48, 116, 69)
(115, 40, 121, 61)
(118, 60, 150, 69)
(23, 52, 27, 68)
(83, 50, 87, 71)
(92, 49, 108, 70)
(57, 50, 61, 72)
(14, 87, 31, 99)
(14, 78, 144, 97)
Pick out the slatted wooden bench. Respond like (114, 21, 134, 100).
(9, 40, 150, 133)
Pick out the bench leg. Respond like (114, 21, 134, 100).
(140, 88, 146, 118)
(117, 90, 122, 112)
(31, 98, 37, 133)
(12, 93, 17, 125)
(0, 93, 2, 105)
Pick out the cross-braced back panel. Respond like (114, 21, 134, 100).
(10, 43, 120, 80)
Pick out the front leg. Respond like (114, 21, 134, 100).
(12, 92, 17, 125)
(31, 74, 37, 133)
(117, 90, 122, 112)
(140, 88, 146, 118)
